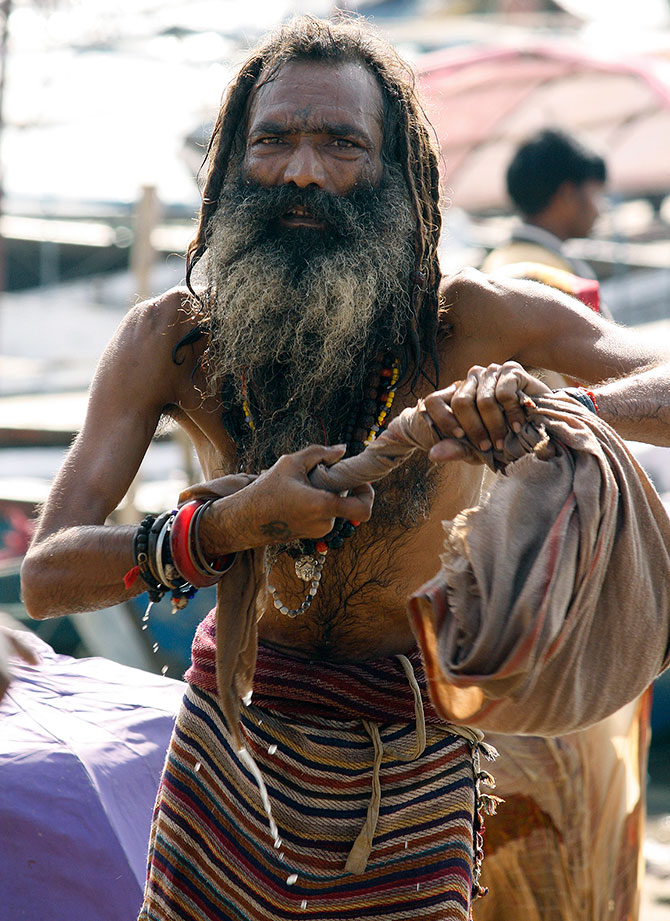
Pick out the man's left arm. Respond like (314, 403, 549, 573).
(439, 269, 670, 447)
(591, 363, 670, 444)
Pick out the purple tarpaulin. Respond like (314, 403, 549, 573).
(0, 630, 184, 921)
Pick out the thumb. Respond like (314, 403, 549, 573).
(428, 439, 472, 464)
(296, 443, 347, 471)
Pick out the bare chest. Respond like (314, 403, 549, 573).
(173, 363, 485, 661)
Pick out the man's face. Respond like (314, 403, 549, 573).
(242, 60, 384, 212)
(203, 60, 415, 469)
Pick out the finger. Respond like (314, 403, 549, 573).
(421, 384, 466, 440)
(337, 483, 375, 522)
(296, 443, 347, 471)
(494, 362, 550, 433)
(428, 439, 469, 463)
(314, 482, 374, 526)
(450, 370, 494, 451)
(475, 365, 509, 450)
(8, 633, 39, 665)
(180, 473, 257, 503)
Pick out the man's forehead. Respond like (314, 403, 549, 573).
(246, 60, 384, 135)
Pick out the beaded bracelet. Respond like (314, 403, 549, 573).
(130, 514, 167, 603)
(126, 511, 197, 612)
(560, 387, 599, 415)
(125, 498, 236, 611)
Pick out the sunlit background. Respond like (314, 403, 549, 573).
(0, 3, 669, 913)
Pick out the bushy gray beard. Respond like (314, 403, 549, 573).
(203, 165, 416, 471)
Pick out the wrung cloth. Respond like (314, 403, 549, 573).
(181, 392, 670, 746)
(407, 393, 670, 736)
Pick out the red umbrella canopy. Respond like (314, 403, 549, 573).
(418, 44, 670, 213)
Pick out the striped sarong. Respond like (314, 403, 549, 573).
(140, 640, 493, 921)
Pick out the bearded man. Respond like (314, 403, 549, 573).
(21, 16, 670, 921)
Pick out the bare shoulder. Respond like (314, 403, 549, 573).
(437, 268, 527, 376)
(97, 286, 205, 404)
(439, 266, 549, 332)
(33, 287, 209, 532)
(112, 286, 202, 357)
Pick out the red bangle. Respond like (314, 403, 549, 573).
(170, 500, 220, 588)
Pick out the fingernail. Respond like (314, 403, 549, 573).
(454, 427, 465, 439)
(495, 439, 504, 450)
(512, 422, 521, 434)
(479, 439, 491, 452)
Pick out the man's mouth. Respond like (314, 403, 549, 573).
(280, 206, 326, 229)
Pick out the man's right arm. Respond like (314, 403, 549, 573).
(20, 292, 185, 618)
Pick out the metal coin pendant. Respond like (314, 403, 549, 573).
(295, 555, 318, 582)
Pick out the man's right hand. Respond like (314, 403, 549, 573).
(198, 444, 375, 555)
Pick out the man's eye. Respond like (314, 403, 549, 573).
(256, 137, 283, 145)
(332, 138, 358, 149)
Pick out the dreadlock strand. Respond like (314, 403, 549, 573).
(186, 56, 266, 301)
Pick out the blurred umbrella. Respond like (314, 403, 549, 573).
(0, 631, 184, 921)
(418, 43, 670, 213)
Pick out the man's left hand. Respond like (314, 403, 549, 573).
(423, 361, 550, 463)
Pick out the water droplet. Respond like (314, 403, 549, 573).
(416, 883, 420, 891)
(237, 747, 279, 845)
(268, 744, 277, 755)
(301, 900, 307, 909)
(141, 624, 148, 630)
(404, 840, 408, 849)
(242, 690, 253, 706)
(161, 665, 168, 675)
(194, 761, 201, 773)
(273, 838, 283, 850)
(278, 852, 285, 861)
(286, 874, 298, 886)
(152, 643, 159, 653)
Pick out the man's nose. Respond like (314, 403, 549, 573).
(282, 141, 326, 188)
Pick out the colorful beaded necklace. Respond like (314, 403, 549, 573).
(239, 351, 401, 617)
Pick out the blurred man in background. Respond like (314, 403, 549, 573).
(482, 127, 606, 283)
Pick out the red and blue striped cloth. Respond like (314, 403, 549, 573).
(139, 621, 488, 920)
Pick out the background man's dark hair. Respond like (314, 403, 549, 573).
(186, 14, 444, 385)
(506, 128, 607, 217)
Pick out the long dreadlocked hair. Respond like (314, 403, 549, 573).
(185, 14, 443, 387)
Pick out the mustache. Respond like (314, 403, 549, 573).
(215, 175, 395, 250)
